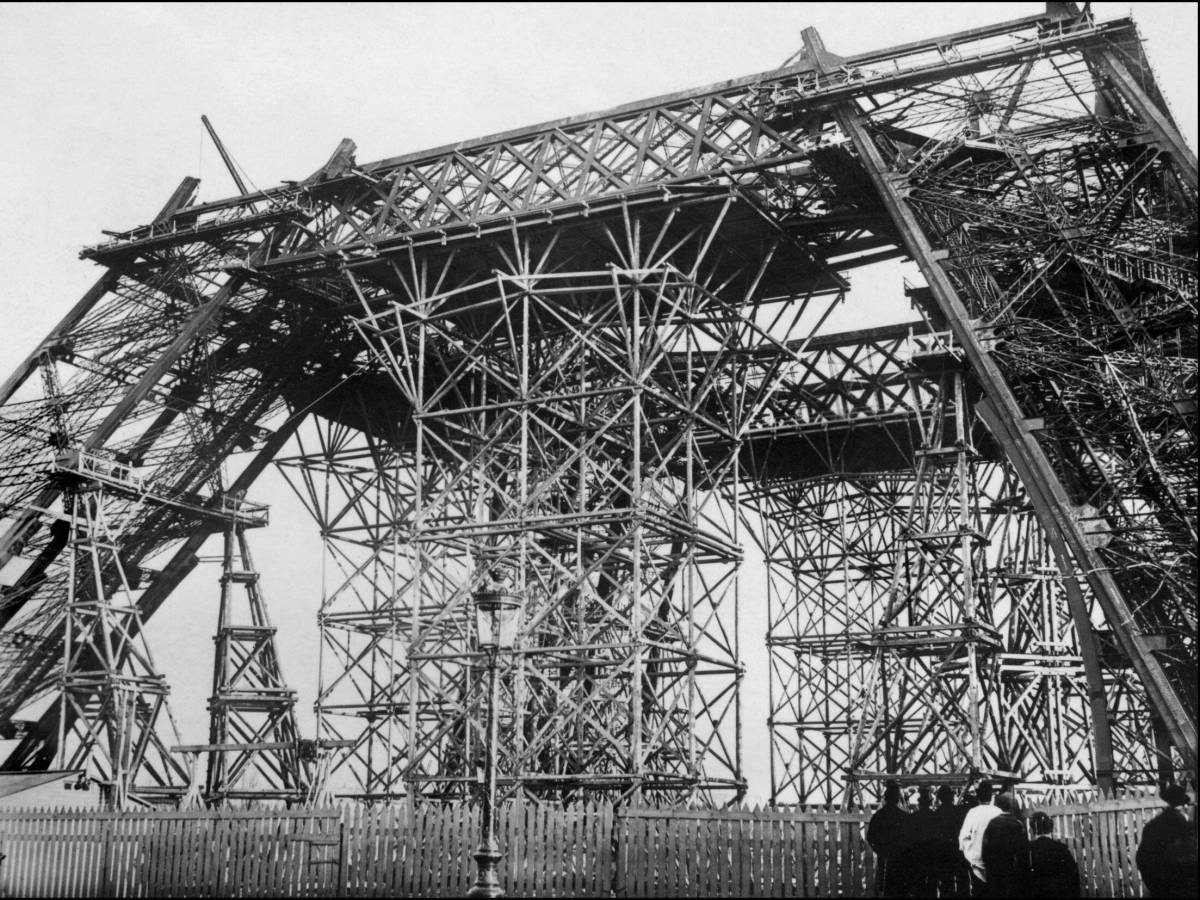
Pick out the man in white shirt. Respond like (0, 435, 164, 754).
(958, 779, 1002, 892)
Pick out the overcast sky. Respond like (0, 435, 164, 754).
(1, 2, 1196, 804)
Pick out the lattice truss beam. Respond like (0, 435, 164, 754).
(0, 3, 1193, 805)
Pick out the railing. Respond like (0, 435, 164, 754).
(52, 448, 269, 528)
(0, 789, 1174, 897)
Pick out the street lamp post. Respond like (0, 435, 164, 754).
(468, 586, 522, 899)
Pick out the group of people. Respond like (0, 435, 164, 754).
(867, 779, 1196, 898)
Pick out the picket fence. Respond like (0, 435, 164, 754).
(0, 789, 1171, 897)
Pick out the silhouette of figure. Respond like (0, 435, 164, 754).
(1028, 810, 1080, 898)
(1136, 784, 1198, 898)
(958, 779, 1001, 894)
(932, 784, 971, 897)
(981, 793, 1031, 898)
(867, 780, 911, 897)
(905, 786, 939, 896)
(960, 786, 978, 809)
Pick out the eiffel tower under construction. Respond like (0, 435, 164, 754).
(0, 2, 1194, 808)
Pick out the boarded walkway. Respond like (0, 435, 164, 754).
(0, 790, 1168, 897)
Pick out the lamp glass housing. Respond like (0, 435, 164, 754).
(474, 589, 522, 650)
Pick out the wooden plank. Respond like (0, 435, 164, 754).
(346, 805, 361, 897)
(413, 804, 428, 898)
(1081, 812, 1097, 896)
(1132, 805, 1150, 896)
(1115, 806, 1133, 898)
(343, 805, 358, 897)
(639, 813, 653, 898)
(363, 804, 378, 897)
(639, 812, 651, 899)
(562, 802, 573, 898)
(838, 818, 851, 897)
(403, 801, 418, 898)
(106, 814, 123, 898)
(1113, 806, 1132, 897)
(851, 817, 864, 896)
(694, 812, 705, 898)
(658, 809, 670, 898)
(48, 813, 64, 898)
(754, 810, 767, 897)
(1101, 803, 1117, 898)
(178, 815, 195, 897)
(762, 815, 775, 898)
(818, 816, 832, 899)
(722, 815, 734, 899)
(772, 812, 782, 897)
(681, 806, 691, 897)
(174, 814, 193, 898)
(599, 800, 613, 899)
(551, 803, 563, 898)
(801, 817, 813, 899)
(62, 813, 78, 898)
(529, 800, 541, 898)
(160, 814, 177, 898)
(279, 813, 295, 900)
(688, 811, 700, 898)
(778, 814, 790, 898)
(809, 817, 821, 898)
(778, 819, 791, 900)
(752, 814, 765, 898)
(426, 802, 442, 898)
(122, 812, 139, 899)
(442, 800, 456, 898)
(626, 812, 641, 899)
(145, 814, 163, 899)
(229, 814, 247, 899)
(88, 811, 105, 896)
(37, 810, 53, 898)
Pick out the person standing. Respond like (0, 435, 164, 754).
(981, 793, 1031, 897)
(905, 787, 939, 896)
(1136, 784, 1198, 898)
(932, 785, 971, 897)
(867, 780, 911, 897)
(958, 779, 1001, 895)
(1028, 811, 1080, 897)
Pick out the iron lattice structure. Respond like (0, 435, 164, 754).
(0, 3, 1194, 807)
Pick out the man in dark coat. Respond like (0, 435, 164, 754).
(1136, 784, 1198, 898)
(931, 784, 970, 897)
(904, 787, 939, 896)
(1028, 810, 1080, 897)
(980, 792, 1031, 897)
(867, 780, 910, 897)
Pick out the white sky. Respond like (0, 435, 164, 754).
(1, 2, 1196, 804)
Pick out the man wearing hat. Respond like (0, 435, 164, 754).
(1136, 784, 1197, 897)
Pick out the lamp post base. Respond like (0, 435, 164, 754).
(466, 845, 505, 898)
